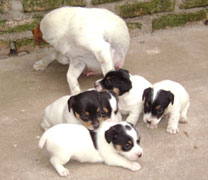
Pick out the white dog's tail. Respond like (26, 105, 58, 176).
(39, 132, 48, 149)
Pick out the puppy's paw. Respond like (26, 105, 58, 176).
(166, 126, 179, 134)
(129, 162, 141, 171)
(147, 124, 158, 129)
(57, 167, 70, 177)
(33, 61, 48, 71)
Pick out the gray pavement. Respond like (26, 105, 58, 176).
(0, 25, 208, 180)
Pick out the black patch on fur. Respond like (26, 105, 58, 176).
(67, 90, 114, 130)
(143, 88, 174, 119)
(105, 124, 134, 152)
(89, 130, 97, 149)
(99, 69, 132, 96)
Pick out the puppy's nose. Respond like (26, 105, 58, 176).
(146, 120, 151, 124)
(137, 153, 142, 158)
(93, 121, 99, 129)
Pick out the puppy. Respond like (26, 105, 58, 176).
(94, 69, 152, 125)
(33, 7, 130, 95)
(142, 80, 190, 134)
(39, 121, 143, 176)
(41, 90, 119, 131)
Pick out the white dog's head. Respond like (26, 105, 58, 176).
(142, 87, 174, 126)
(105, 122, 143, 161)
(94, 69, 132, 96)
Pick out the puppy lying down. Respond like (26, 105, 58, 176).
(39, 121, 143, 176)
(41, 90, 118, 131)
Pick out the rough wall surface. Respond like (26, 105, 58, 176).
(0, 0, 207, 57)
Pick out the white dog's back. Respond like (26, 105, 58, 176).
(39, 123, 102, 162)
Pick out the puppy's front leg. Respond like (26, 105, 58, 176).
(126, 106, 142, 125)
(104, 153, 141, 171)
(67, 59, 86, 95)
(166, 112, 180, 134)
(93, 41, 114, 75)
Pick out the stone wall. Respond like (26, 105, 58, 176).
(0, 0, 208, 57)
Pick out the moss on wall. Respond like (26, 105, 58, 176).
(92, 0, 122, 5)
(180, 0, 208, 9)
(152, 10, 207, 30)
(119, 0, 175, 18)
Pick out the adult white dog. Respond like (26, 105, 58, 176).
(33, 7, 130, 95)
(142, 80, 190, 134)
(39, 121, 143, 176)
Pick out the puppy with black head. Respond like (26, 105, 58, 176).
(94, 69, 152, 125)
(142, 80, 190, 134)
(39, 121, 143, 177)
(41, 90, 119, 131)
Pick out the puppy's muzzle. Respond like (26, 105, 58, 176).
(94, 80, 102, 92)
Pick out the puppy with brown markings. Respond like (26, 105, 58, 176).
(39, 121, 143, 177)
(142, 80, 190, 134)
(41, 90, 119, 131)
(94, 69, 152, 125)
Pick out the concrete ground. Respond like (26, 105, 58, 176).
(0, 25, 208, 180)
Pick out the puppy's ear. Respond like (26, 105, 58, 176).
(168, 91, 174, 105)
(119, 69, 130, 77)
(67, 96, 75, 112)
(142, 87, 152, 101)
(105, 125, 122, 144)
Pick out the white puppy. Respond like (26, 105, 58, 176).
(33, 7, 130, 95)
(41, 90, 119, 131)
(142, 80, 190, 134)
(95, 69, 152, 125)
(39, 121, 143, 176)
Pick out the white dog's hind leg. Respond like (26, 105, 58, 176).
(66, 59, 86, 95)
(92, 41, 114, 75)
(179, 101, 190, 123)
(50, 155, 70, 177)
(33, 51, 57, 71)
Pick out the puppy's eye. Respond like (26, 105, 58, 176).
(124, 143, 132, 150)
(157, 109, 163, 114)
(137, 139, 140, 144)
(105, 79, 112, 86)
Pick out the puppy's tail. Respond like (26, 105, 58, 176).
(39, 132, 48, 149)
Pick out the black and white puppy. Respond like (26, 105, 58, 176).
(39, 121, 143, 177)
(94, 69, 152, 125)
(142, 80, 190, 134)
(33, 7, 130, 95)
(41, 90, 119, 131)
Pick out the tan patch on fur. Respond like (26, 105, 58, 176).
(146, 103, 150, 108)
(113, 87, 120, 95)
(128, 140, 133, 144)
(82, 120, 92, 128)
(97, 107, 100, 112)
(115, 144, 122, 151)
(75, 112, 80, 119)
(156, 105, 161, 110)
(103, 107, 109, 113)
(106, 76, 111, 80)
(85, 112, 90, 115)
